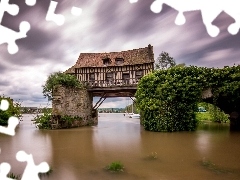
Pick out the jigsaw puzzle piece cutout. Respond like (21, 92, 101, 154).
(0, 100, 9, 111)
(224, 4, 240, 35)
(150, 0, 240, 37)
(150, 0, 221, 37)
(71, 6, 82, 16)
(201, 7, 221, 37)
(0, 162, 13, 180)
(0, 21, 30, 54)
(16, 151, 50, 180)
(46, 0, 65, 26)
(175, 12, 186, 25)
(0, 99, 19, 136)
(0, 0, 19, 23)
(25, 0, 37, 6)
(129, 0, 138, 3)
(0, 117, 19, 136)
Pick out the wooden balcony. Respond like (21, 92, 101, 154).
(83, 78, 139, 97)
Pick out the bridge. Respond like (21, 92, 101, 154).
(51, 45, 240, 131)
(51, 45, 154, 128)
(202, 89, 240, 131)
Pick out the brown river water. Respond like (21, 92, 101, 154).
(1, 113, 240, 180)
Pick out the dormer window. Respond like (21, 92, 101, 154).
(102, 58, 111, 65)
(115, 58, 124, 65)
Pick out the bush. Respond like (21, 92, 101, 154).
(136, 65, 240, 132)
(42, 71, 83, 101)
(0, 96, 22, 126)
(197, 102, 229, 123)
(34, 110, 52, 129)
(105, 161, 124, 172)
(7, 172, 21, 180)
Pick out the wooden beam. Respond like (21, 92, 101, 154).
(93, 93, 106, 109)
(95, 97, 106, 109)
(130, 96, 136, 104)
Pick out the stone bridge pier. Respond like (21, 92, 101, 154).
(202, 89, 240, 131)
(51, 85, 98, 129)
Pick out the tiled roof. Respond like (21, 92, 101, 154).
(65, 45, 154, 72)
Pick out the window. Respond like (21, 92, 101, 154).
(115, 58, 124, 65)
(89, 73, 95, 81)
(122, 72, 130, 84)
(136, 70, 143, 79)
(106, 72, 114, 82)
(103, 58, 111, 65)
(122, 73, 130, 80)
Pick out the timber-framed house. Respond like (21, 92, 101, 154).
(65, 44, 154, 97)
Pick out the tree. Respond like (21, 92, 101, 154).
(155, 51, 176, 70)
(0, 96, 22, 125)
(42, 71, 83, 101)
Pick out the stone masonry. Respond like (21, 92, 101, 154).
(51, 85, 98, 129)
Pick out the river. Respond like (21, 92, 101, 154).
(1, 113, 240, 180)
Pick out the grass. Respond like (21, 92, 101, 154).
(146, 152, 158, 160)
(201, 159, 232, 174)
(7, 167, 53, 179)
(39, 166, 53, 177)
(7, 172, 21, 180)
(196, 112, 212, 121)
(105, 161, 124, 172)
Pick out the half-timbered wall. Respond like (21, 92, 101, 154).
(75, 63, 154, 87)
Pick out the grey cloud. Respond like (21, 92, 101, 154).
(1, 0, 240, 107)
(0, 79, 10, 86)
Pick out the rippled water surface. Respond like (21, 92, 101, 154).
(1, 113, 240, 180)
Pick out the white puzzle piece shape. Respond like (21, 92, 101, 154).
(25, 0, 37, 6)
(0, 0, 19, 23)
(0, 21, 30, 54)
(0, 0, 31, 54)
(0, 100, 9, 111)
(0, 117, 19, 136)
(0, 163, 13, 180)
(150, 0, 240, 37)
(16, 151, 50, 180)
(71, 6, 82, 16)
(46, 0, 65, 26)
(129, 0, 138, 3)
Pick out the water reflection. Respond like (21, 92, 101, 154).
(0, 114, 52, 175)
(0, 114, 240, 179)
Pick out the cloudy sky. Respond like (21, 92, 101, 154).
(0, 0, 239, 108)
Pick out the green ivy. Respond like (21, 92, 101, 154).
(0, 96, 22, 126)
(42, 71, 84, 101)
(34, 110, 52, 129)
(34, 110, 83, 129)
(135, 66, 240, 132)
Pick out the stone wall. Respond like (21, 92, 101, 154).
(51, 85, 98, 129)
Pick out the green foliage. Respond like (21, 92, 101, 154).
(201, 159, 232, 174)
(124, 102, 139, 114)
(197, 102, 229, 123)
(155, 51, 176, 70)
(195, 112, 212, 121)
(135, 65, 240, 132)
(7, 172, 21, 180)
(0, 96, 22, 125)
(60, 115, 83, 128)
(146, 152, 158, 160)
(39, 166, 53, 177)
(105, 161, 124, 172)
(34, 109, 83, 129)
(42, 71, 83, 101)
(34, 110, 52, 129)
